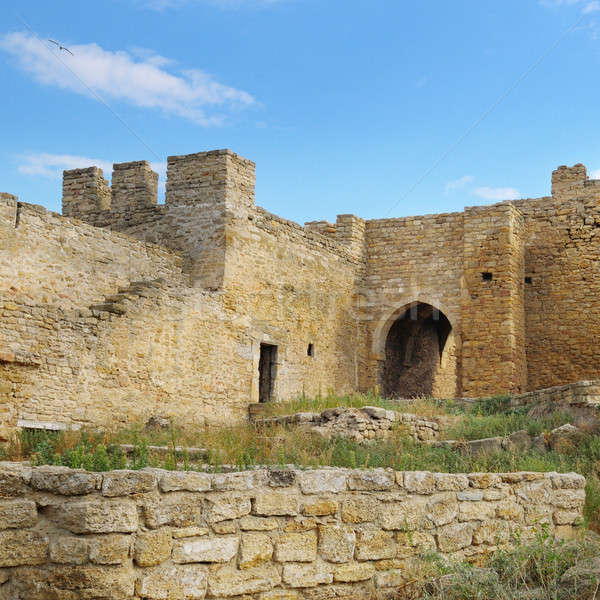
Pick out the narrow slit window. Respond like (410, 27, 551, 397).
(481, 272, 493, 281)
(307, 343, 314, 357)
(525, 276, 532, 284)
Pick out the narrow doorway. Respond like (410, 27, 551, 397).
(259, 343, 277, 403)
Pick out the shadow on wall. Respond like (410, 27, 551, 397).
(382, 302, 455, 398)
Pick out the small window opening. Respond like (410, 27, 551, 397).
(307, 343, 314, 357)
(481, 272, 493, 281)
(525, 276, 532, 284)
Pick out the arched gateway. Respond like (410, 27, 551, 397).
(378, 302, 457, 399)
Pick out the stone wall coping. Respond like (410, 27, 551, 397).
(0, 463, 585, 497)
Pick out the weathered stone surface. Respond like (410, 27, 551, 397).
(434, 473, 469, 491)
(159, 470, 211, 493)
(355, 528, 394, 560)
(173, 535, 239, 563)
(208, 495, 252, 523)
(333, 562, 375, 582)
(426, 495, 458, 527)
(102, 470, 157, 496)
(253, 492, 299, 516)
(48, 498, 138, 533)
(240, 516, 279, 531)
(239, 533, 273, 569)
(0, 499, 36, 530)
(380, 498, 427, 531)
(347, 469, 395, 491)
(172, 526, 210, 538)
(282, 562, 333, 588)
(437, 522, 476, 552)
(375, 569, 407, 588)
(30, 466, 99, 496)
(212, 470, 267, 491)
(318, 525, 356, 563)
(458, 501, 496, 522)
(208, 564, 281, 596)
(341, 496, 377, 524)
(298, 470, 347, 494)
(136, 563, 207, 599)
(211, 519, 236, 535)
(303, 498, 338, 516)
(49, 536, 88, 565)
(395, 531, 436, 558)
(88, 534, 131, 565)
(275, 531, 318, 562)
(0, 467, 29, 497)
(145, 492, 204, 528)
(403, 472, 435, 494)
(134, 529, 172, 567)
(0, 530, 48, 567)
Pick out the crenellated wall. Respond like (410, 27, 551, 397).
(3, 150, 600, 436)
(0, 463, 585, 599)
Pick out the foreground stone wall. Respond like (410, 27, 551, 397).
(0, 463, 585, 599)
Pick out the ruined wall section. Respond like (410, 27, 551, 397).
(514, 165, 600, 391)
(0, 197, 184, 311)
(224, 202, 364, 402)
(362, 213, 464, 396)
(461, 203, 526, 397)
(0, 464, 585, 599)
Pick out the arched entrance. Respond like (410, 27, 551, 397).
(380, 302, 456, 398)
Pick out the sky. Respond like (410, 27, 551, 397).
(1, 0, 600, 224)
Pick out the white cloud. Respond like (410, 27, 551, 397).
(18, 153, 166, 182)
(0, 32, 254, 126)
(540, 0, 600, 13)
(474, 186, 521, 201)
(140, 0, 286, 9)
(591, 169, 600, 179)
(445, 175, 474, 193)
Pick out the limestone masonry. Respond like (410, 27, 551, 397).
(0, 462, 586, 599)
(2, 150, 600, 434)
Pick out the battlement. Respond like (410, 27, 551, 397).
(552, 163, 588, 197)
(62, 149, 255, 224)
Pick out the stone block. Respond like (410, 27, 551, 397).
(136, 564, 207, 599)
(403, 472, 435, 494)
(434, 473, 469, 491)
(159, 470, 211, 493)
(89, 534, 131, 565)
(347, 469, 395, 491)
(145, 492, 204, 528)
(375, 569, 407, 588)
(495, 500, 524, 521)
(318, 524, 356, 562)
(173, 535, 239, 563)
(395, 531, 436, 558)
(426, 495, 458, 527)
(282, 562, 333, 587)
(302, 498, 338, 516)
(102, 470, 157, 496)
(0, 467, 29, 497)
(458, 501, 496, 522)
(207, 564, 281, 596)
(355, 528, 394, 560)
(48, 498, 138, 533)
(212, 470, 267, 491)
(298, 470, 347, 494)
(172, 526, 210, 538)
(380, 498, 427, 531)
(240, 516, 279, 531)
(134, 529, 173, 567)
(436, 522, 476, 552)
(333, 562, 375, 582)
(275, 531, 317, 562)
(253, 491, 299, 516)
(208, 495, 252, 523)
(30, 466, 99, 496)
(49, 536, 89, 565)
(0, 530, 48, 567)
(239, 533, 273, 569)
(341, 496, 376, 524)
(0, 499, 37, 529)
(261, 592, 301, 600)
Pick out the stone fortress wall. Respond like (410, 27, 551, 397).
(0, 462, 585, 599)
(2, 149, 600, 435)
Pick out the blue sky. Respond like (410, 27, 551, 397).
(1, 0, 600, 223)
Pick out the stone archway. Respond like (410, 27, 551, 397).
(379, 302, 456, 399)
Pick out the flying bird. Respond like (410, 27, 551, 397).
(48, 39, 73, 56)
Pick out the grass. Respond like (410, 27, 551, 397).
(2, 392, 599, 530)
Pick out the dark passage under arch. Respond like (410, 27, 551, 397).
(382, 303, 452, 398)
